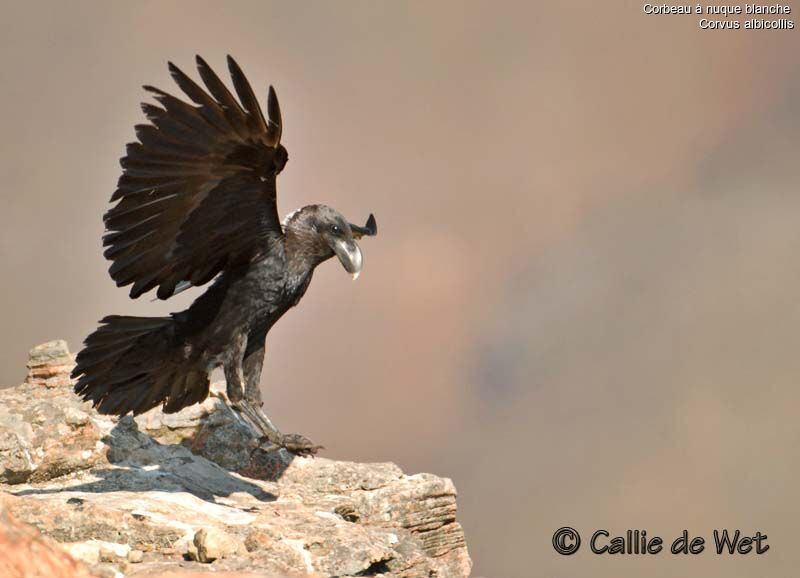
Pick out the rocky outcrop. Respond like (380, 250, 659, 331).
(0, 341, 471, 577)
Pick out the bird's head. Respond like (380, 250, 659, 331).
(284, 205, 377, 278)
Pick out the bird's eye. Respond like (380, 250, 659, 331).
(331, 224, 342, 235)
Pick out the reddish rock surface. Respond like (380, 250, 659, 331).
(0, 495, 94, 577)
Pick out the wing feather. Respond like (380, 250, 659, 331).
(266, 86, 282, 146)
(103, 56, 288, 299)
(196, 57, 244, 111)
(227, 55, 268, 134)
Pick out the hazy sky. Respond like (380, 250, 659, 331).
(2, 2, 800, 576)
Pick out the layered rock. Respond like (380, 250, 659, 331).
(0, 341, 472, 577)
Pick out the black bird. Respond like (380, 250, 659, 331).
(72, 56, 377, 455)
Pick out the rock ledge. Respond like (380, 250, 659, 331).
(0, 341, 471, 577)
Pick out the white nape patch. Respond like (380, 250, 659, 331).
(282, 207, 303, 228)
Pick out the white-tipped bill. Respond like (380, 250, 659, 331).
(333, 238, 363, 280)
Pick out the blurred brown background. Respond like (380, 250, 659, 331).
(2, 1, 800, 576)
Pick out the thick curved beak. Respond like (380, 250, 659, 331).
(333, 239, 363, 280)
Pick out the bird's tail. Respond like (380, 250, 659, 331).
(72, 315, 210, 416)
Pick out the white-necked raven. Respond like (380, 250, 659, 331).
(72, 56, 377, 455)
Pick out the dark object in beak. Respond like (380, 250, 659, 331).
(350, 214, 377, 240)
(333, 239, 363, 280)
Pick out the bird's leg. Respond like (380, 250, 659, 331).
(223, 335, 274, 440)
(240, 343, 278, 436)
(226, 340, 322, 456)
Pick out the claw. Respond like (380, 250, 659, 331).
(232, 400, 323, 456)
(279, 433, 323, 457)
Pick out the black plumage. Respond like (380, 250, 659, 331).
(72, 56, 377, 455)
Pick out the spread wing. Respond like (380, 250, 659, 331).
(103, 55, 288, 300)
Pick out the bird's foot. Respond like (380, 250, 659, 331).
(231, 399, 322, 457)
(269, 432, 323, 457)
(257, 431, 323, 457)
